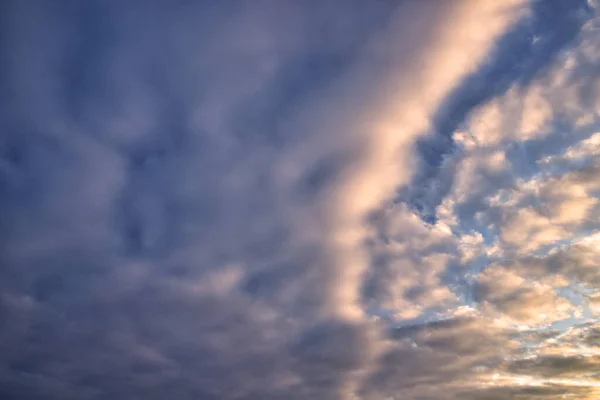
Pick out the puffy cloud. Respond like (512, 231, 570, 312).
(474, 265, 576, 324)
(361, 204, 460, 320)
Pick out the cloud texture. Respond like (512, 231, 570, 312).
(1, 0, 599, 399)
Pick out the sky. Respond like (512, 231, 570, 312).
(0, 1, 599, 399)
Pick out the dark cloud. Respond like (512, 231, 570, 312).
(507, 354, 600, 378)
(458, 384, 597, 400)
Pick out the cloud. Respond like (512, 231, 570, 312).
(2, 0, 600, 400)
(474, 266, 577, 324)
(507, 354, 600, 379)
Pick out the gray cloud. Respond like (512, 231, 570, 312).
(507, 354, 600, 379)
(1, 1, 599, 399)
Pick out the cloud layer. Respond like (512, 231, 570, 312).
(1, 0, 599, 399)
